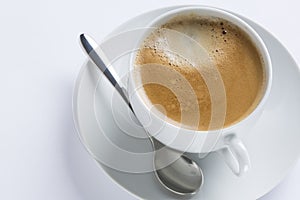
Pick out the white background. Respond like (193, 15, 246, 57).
(0, 0, 299, 199)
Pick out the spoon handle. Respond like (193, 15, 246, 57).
(80, 34, 132, 110)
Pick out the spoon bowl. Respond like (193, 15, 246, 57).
(152, 138, 203, 195)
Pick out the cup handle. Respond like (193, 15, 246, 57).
(217, 134, 250, 176)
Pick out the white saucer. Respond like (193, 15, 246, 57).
(73, 6, 300, 200)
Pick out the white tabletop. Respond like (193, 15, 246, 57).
(0, 0, 299, 199)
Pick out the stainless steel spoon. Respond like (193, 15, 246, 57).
(79, 33, 203, 195)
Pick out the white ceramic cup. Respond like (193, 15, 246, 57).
(128, 6, 272, 176)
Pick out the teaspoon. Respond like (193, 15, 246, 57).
(79, 33, 203, 195)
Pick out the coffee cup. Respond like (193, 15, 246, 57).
(128, 6, 272, 176)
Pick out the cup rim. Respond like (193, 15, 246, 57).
(129, 5, 272, 134)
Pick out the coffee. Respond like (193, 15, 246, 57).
(134, 15, 265, 130)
